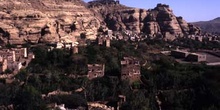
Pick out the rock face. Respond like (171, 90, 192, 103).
(0, 0, 201, 45)
(0, 0, 103, 45)
(89, 2, 200, 40)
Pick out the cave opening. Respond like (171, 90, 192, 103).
(70, 23, 76, 32)
(0, 28, 10, 38)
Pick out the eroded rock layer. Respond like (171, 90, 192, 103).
(89, 1, 200, 40)
(0, 0, 103, 44)
(0, 0, 201, 44)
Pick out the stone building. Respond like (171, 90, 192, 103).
(72, 46, 79, 54)
(171, 50, 189, 59)
(106, 37, 111, 47)
(97, 29, 113, 47)
(195, 36, 203, 42)
(87, 64, 105, 80)
(120, 57, 141, 82)
(0, 48, 34, 73)
(97, 35, 111, 47)
(171, 49, 207, 62)
(0, 58, 7, 73)
(107, 30, 113, 37)
(98, 36, 104, 45)
(186, 53, 206, 62)
(72, 42, 79, 54)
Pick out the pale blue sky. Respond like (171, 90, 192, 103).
(84, 0, 220, 22)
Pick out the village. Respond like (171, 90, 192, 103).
(0, 28, 142, 109)
(1, 26, 220, 109)
(0, 0, 220, 109)
(0, 47, 34, 78)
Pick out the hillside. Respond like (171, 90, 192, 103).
(0, 0, 103, 45)
(1, 1, 220, 110)
(88, 1, 200, 40)
(192, 17, 220, 34)
(0, 0, 200, 45)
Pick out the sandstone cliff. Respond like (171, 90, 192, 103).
(88, 1, 200, 40)
(0, 0, 103, 45)
(0, 0, 201, 45)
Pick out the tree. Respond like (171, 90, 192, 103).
(13, 85, 46, 110)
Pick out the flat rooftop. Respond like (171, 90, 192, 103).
(168, 51, 220, 65)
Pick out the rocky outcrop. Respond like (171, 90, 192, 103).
(0, 0, 201, 45)
(89, 2, 200, 40)
(0, 0, 103, 45)
(89, 1, 145, 33)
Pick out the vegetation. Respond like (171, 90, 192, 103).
(0, 39, 220, 110)
(171, 37, 220, 50)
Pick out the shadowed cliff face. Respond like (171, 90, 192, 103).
(0, 0, 104, 44)
(89, 2, 200, 40)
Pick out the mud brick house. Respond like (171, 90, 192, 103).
(0, 48, 34, 73)
(186, 53, 206, 62)
(120, 57, 141, 82)
(171, 50, 189, 59)
(171, 49, 206, 62)
(0, 58, 7, 73)
(87, 64, 105, 80)
(97, 35, 111, 47)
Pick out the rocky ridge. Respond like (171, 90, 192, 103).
(88, 1, 200, 40)
(0, 0, 201, 45)
(192, 17, 220, 34)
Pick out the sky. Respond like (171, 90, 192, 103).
(84, 0, 220, 22)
